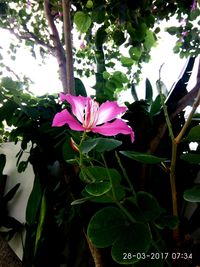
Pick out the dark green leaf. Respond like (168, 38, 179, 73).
(80, 137, 122, 153)
(26, 175, 42, 226)
(145, 78, 153, 103)
(184, 186, 200, 202)
(111, 223, 151, 264)
(136, 191, 163, 221)
(87, 206, 125, 248)
(184, 125, 200, 142)
(85, 181, 111, 196)
(120, 151, 166, 164)
(180, 153, 200, 164)
(3, 183, 20, 203)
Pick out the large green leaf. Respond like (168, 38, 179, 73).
(74, 11, 91, 33)
(184, 186, 200, 202)
(120, 151, 166, 164)
(111, 223, 152, 264)
(85, 180, 111, 196)
(80, 137, 122, 153)
(87, 206, 125, 248)
(82, 168, 125, 202)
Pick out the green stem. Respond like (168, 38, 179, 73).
(115, 151, 136, 195)
(101, 154, 135, 223)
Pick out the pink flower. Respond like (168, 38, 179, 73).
(52, 93, 134, 142)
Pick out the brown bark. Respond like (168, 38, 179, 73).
(44, 0, 68, 93)
(0, 234, 23, 267)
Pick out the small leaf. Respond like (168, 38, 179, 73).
(120, 151, 166, 164)
(71, 196, 93, 205)
(166, 26, 178, 35)
(150, 95, 162, 115)
(145, 78, 153, 103)
(74, 11, 91, 33)
(85, 181, 111, 196)
(144, 30, 156, 50)
(121, 56, 134, 67)
(184, 186, 200, 202)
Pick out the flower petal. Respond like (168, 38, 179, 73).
(60, 93, 90, 123)
(52, 109, 84, 131)
(97, 101, 127, 125)
(92, 119, 135, 142)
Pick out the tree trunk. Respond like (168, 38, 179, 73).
(0, 234, 23, 267)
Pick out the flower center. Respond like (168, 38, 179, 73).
(82, 99, 99, 131)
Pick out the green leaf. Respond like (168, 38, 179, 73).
(3, 183, 20, 203)
(129, 47, 142, 61)
(26, 175, 42, 226)
(180, 153, 200, 164)
(184, 186, 200, 202)
(145, 78, 153, 103)
(34, 191, 47, 255)
(136, 191, 163, 221)
(85, 180, 111, 196)
(150, 95, 162, 115)
(166, 26, 178, 35)
(120, 151, 166, 164)
(121, 56, 134, 67)
(74, 11, 91, 33)
(111, 223, 151, 264)
(184, 125, 200, 142)
(80, 137, 122, 153)
(87, 206, 125, 248)
(82, 169, 125, 203)
(80, 166, 108, 183)
(112, 71, 129, 83)
(71, 196, 93, 205)
(113, 30, 125, 46)
(144, 30, 156, 50)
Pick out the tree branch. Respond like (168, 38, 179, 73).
(44, 0, 68, 93)
(5, 27, 54, 54)
(62, 0, 75, 95)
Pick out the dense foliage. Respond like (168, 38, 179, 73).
(0, 1, 200, 267)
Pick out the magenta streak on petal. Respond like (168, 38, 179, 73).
(97, 101, 127, 125)
(60, 94, 89, 124)
(83, 99, 99, 130)
(92, 118, 135, 142)
(52, 109, 84, 131)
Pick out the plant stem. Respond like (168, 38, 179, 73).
(175, 88, 200, 144)
(101, 154, 136, 223)
(115, 151, 136, 195)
